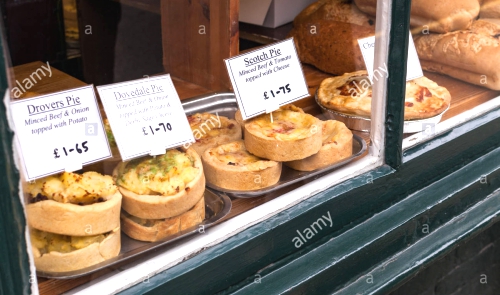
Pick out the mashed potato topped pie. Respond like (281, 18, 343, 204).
(26, 172, 122, 236)
(30, 227, 120, 272)
(202, 140, 282, 190)
(114, 148, 205, 220)
(244, 106, 322, 161)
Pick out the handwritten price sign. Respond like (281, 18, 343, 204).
(9, 86, 111, 180)
(97, 74, 194, 160)
(224, 38, 309, 120)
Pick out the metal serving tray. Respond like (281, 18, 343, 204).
(183, 92, 367, 198)
(37, 189, 231, 279)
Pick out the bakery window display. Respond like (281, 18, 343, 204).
(26, 172, 122, 272)
(202, 140, 282, 190)
(114, 148, 206, 242)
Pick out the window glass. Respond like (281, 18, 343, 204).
(2, 0, 391, 293)
(403, 0, 500, 149)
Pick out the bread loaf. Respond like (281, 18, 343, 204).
(290, 0, 375, 75)
(414, 19, 500, 90)
(354, 0, 480, 33)
(480, 0, 500, 18)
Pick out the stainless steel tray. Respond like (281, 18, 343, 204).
(207, 135, 366, 198)
(36, 189, 231, 279)
(183, 92, 367, 198)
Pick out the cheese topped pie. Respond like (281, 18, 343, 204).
(244, 107, 323, 161)
(186, 113, 241, 155)
(202, 140, 281, 190)
(286, 120, 353, 171)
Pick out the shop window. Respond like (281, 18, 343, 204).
(1, 0, 400, 293)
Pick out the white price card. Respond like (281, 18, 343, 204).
(224, 38, 309, 120)
(358, 32, 423, 82)
(9, 85, 112, 180)
(96, 74, 195, 160)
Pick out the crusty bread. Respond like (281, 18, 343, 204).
(354, 0, 480, 33)
(27, 191, 122, 236)
(480, 0, 500, 18)
(294, 0, 376, 27)
(113, 148, 205, 219)
(289, 0, 375, 75)
(290, 21, 373, 75)
(121, 195, 205, 242)
(244, 110, 323, 162)
(285, 121, 353, 171)
(32, 227, 121, 273)
(414, 19, 500, 90)
(202, 140, 282, 190)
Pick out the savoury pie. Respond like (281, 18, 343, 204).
(285, 120, 353, 171)
(317, 70, 451, 120)
(202, 140, 281, 190)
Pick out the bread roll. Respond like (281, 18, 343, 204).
(354, 0, 480, 33)
(414, 19, 500, 90)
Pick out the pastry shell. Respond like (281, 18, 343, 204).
(244, 112, 323, 162)
(26, 191, 122, 236)
(285, 121, 353, 171)
(121, 194, 205, 242)
(202, 140, 282, 190)
(114, 148, 205, 219)
(32, 227, 121, 273)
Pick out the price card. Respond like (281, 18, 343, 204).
(9, 85, 112, 180)
(224, 38, 309, 120)
(358, 32, 423, 82)
(96, 74, 194, 160)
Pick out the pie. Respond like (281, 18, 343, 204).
(285, 120, 353, 171)
(113, 148, 205, 220)
(185, 113, 241, 155)
(244, 106, 323, 161)
(202, 140, 282, 190)
(317, 70, 451, 120)
(30, 227, 120, 272)
(120, 194, 205, 242)
(26, 171, 122, 236)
